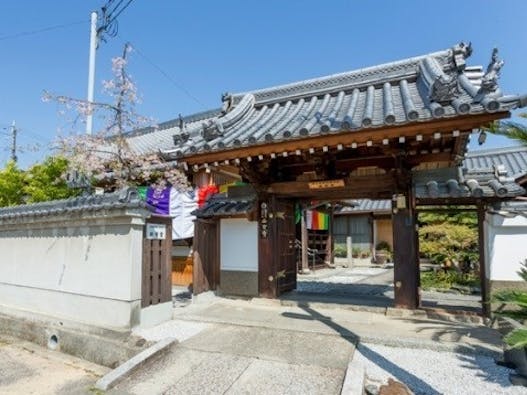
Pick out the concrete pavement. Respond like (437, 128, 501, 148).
(173, 298, 500, 356)
(110, 322, 353, 394)
(0, 264, 499, 394)
(0, 334, 108, 395)
(110, 295, 503, 394)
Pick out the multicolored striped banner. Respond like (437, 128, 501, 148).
(306, 209, 329, 230)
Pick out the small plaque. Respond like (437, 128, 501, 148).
(308, 179, 345, 189)
(146, 223, 166, 240)
(396, 195, 407, 209)
(260, 202, 269, 238)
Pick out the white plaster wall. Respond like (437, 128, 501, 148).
(486, 213, 527, 282)
(0, 212, 147, 329)
(220, 218, 258, 272)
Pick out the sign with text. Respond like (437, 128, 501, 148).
(308, 179, 345, 190)
(260, 202, 269, 238)
(146, 223, 167, 240)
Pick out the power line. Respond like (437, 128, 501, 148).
(127, 41, 207, 109)
(97, 0, 135, 43)
(0, 20, 87, 42)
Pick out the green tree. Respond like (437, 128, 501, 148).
(418, 210, 478, 267)
(24, 156, 78, 203)
(494, 259, 527, 348)
(487, 113, 527, 145)
(0, 161, 26, 207)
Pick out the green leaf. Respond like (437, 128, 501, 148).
(504, 328, 527, 349)
(0, 161, 26, 207)
(493, 290, 527, 309)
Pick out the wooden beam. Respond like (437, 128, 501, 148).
(406, 152, 452, 166)
(267, 174, 396, 198)
(416, 197, 503, 206)
(183, 112, 509, 165)
(335, 156, 395, 170)
(451, 133, 470, 163)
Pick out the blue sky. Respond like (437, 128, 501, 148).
(1, 0, 527, 168)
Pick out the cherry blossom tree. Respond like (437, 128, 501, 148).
(44, 43, 188, 191)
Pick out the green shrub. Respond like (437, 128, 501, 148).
(419, 222, 477, 268)
(352, 246, 361, 258)
(375, 240, 392, 252)
(420, 270, 478, 291)
(493, 261, 527, 348)
(334, 244, 347, 258)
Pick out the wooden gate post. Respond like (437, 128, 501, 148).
(258, 197, 276, 298)
(392, 191, 420, 309)
(142, 215, 172, 308)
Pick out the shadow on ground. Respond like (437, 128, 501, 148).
(283, 305, 439, 394)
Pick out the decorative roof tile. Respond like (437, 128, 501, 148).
(0, 188, 149, 221)
(335, 199, 391, 214)
(464, 146, 527, 180)
(414, 165, 524, 200)
(192, 194, 255, 218)
(123, 43, 527, 160)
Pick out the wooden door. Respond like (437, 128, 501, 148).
(142, 216, 172, 307)
(193, 219, 219, 294)
(274, 198, 297, 295)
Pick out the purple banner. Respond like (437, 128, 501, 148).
(146, 187, 170, 215)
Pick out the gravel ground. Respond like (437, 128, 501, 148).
(297, 267, 389, 282)
(133, 319, 210, 343)
(354, 343, 524, 395)
(296, 267, 393, 296)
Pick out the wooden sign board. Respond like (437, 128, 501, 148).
(308, 179, 345, 190)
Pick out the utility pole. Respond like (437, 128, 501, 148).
(10, 120, 17, 163)
(86, 1, 135, 134)
(86, 11, 98, 135)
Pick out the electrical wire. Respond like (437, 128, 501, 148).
(97, 0, 134, 42)
(126, 41, 207, 108)
(0, 20, 87, 42)
(106, 0, 134, 24)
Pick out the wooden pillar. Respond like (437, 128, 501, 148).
(477, 203, 490, 317)
(258, 197, 277, 298)
(300, 205, 310, 273)
(392, 189, 420, 309)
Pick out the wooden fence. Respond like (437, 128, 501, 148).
(142, 215, 172, 308)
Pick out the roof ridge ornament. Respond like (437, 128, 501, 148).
(429, 73, 460, 104)
(479, 48, 504, 96)
(221, 92, 234, 114)
(201, 119, 224, 141)
(420, 57, 460, 104)
(172, 113, 190, 146)
(450, 42, 472, 71)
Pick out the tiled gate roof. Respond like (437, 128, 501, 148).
(125, 43, 526, 160)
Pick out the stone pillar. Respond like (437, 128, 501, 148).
(300, 206, 310, 274)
